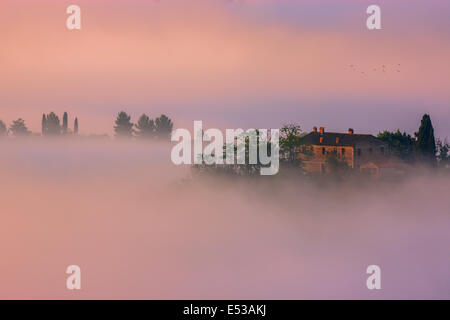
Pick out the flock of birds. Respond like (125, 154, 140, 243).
(348, 64, 402, 75)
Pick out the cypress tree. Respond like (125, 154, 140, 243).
(74, 118, 78, 135)
(0, 120, 7, 137)
(415, 114, 437, 165)
(45, 112, 61, 136)
(42, 114, 47, 136)
(63, 112, 68, 134)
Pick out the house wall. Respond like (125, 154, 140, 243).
(353, 143, 389, 168)
(297, 145, 355, 171)
(297, 141, 390, 174)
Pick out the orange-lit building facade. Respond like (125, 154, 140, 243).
(297, 127, 390, 174)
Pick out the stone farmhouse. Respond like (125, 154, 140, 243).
(297, 126, 390, 174)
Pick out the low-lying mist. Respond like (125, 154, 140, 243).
(0, 140, 449, 299)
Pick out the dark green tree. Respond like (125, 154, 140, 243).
(41, 114, 47, 136)
(154, 114, 173, 140)
(415, 114, 436, 165)
(280, 124, 302, 164)
(135, 114, 155, 139)
(62, 112, 68, 134)
(74, 118, 78, 135)
(280, 124, 313, 169)
(44, 112, 61, 136)
(0, 120, 7, 137)
(377, 130, 415, 162)
(194, 130, 270, 177)
(436, 138, 450, 167)
(224, 130, 264, 176)
(114, 111, 134, 139)
(9, 118, 31, 137)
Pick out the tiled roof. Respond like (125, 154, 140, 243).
(300, 132, 386, 147)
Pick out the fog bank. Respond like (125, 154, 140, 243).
(0, 140, 449, 299)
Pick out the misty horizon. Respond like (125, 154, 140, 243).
(0, 140, 449, 299)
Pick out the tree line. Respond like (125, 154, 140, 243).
(114, 111, 173, 140)
(0, 112, 79, 138)
(278, 114, 449, 171)
(0, 111, 174, 140)
(376, 114, 449, 167)
(197, 113, 448, 178)
(1, 111, 449, 167)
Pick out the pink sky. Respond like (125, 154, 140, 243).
(0, 0, 449, 137)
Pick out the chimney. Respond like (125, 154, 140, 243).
(348, 128, 354, 134)
(319, 127, 325, 134)
(313, 126, 317, 133)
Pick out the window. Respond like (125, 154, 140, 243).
(369, 148, 373, 154)
(380, 146, 385, 155)
(341, 148, 346, 156)
(357, 148, 361, 156)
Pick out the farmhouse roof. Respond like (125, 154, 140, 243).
(300, 131, 386, 147)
